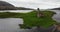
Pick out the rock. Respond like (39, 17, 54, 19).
(52, 24, 60, 32)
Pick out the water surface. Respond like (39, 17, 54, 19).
(0, 18, 23, 32)
(51, 10, 60, 22)
(0, 10, 33, 13)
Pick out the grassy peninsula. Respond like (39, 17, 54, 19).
(0, 10, 56, 28)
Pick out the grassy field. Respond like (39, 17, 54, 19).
(0, 11, 57, 28)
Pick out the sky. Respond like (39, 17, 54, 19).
(1, 0, 60, 9)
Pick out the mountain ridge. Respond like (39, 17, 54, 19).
(0, 1, 34, 10)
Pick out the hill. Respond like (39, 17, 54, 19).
(0, 1, 34, 10)
(16, 7, 34, 10)
(50, 7, 60, 10)
(0, 1, 16, 10)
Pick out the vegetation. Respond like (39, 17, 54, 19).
(0, 11, 56, 28)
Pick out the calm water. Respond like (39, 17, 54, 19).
(0, 18, 23, 32)
(51, 10, 60, 22)
(0, 10, 33, 13)
(0, 10, 60, 32)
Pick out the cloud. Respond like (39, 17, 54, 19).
(1, 0, 60, 9)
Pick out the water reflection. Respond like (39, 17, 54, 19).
(0, 10, 33, 13)
(52, 10, 60, 22)
(0, 18, 23, 32)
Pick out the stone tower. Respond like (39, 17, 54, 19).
(37, 8, 44, 18)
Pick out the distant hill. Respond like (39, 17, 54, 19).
(0, 1, 16, 10)
(50, 7, 60, 10)
(16, 7, 34, 10)
(0, 1, 34, 10)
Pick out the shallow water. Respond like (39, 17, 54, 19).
(0, 18, 23, 32)
(51, 10, 60, 22)
(0, 10, 33, 13)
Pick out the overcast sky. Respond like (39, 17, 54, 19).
(1, 0, 60, 9)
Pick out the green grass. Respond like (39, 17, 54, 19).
(0, 11, 57, 28)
